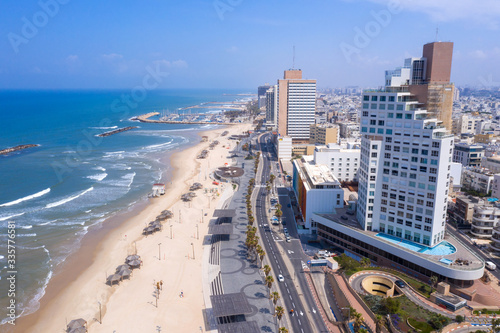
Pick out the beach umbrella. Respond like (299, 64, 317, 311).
(67, 318, 86, 330)
(118, 268, 132, 278)
(128, 259, 142, 268)
(126, 255, 140, 263)
(116, 264, 129, 273)
(69, 327, 87, 333)
(188, 192, 197, 197)
(106, 274, 121, 285)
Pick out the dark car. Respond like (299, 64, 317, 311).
(340, 216, 348, 220)
(346, 210, 355, 215)
(395, 280, 405, 288)
(287, 204, 291, 208)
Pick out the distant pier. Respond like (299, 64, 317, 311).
(96, 126, 138, 137)
(134, 112, 240, 125)
(0, 144, 39, 156)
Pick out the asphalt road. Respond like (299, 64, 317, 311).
(253, 132, 329, 333)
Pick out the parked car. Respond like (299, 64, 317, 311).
(340, 216, 348, 220)
(346, 210, 355, 215)
(286, 236, 291, 242)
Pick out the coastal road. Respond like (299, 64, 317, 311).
(254, 133, 330, 333)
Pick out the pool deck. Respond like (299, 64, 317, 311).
(317, 208, 484, 272)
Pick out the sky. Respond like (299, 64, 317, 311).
(0, 0, 499, 90)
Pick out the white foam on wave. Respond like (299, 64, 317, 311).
(122, 173, 136, 188)
(18, 233, 37, 237)
(93, 166, 106, 172)
(90, 126, 118, 130)
(39, 220, 56, 226)
(45, 187, 93, 209)
(0, 212, 25, 221)
(0, 188, 51, 207)
(19, 225, 33, 229)
(86, 173, 107, 182)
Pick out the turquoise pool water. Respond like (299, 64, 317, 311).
(375, 233, 456, 256)
(440, 258, 453, 265)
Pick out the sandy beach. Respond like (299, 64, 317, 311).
(12, 123, 252, 333)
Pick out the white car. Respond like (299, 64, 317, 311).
(278, 274, 285, 282)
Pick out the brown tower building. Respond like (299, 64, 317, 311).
(409, 42, 454, 131)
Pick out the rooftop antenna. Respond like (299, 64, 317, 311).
(292, 45, 295, 69)
(435, 25, 439, 42)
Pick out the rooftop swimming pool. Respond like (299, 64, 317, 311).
(375, 233, 457, 256)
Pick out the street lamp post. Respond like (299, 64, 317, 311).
(158, 243, 161, 261)
(98, 301, 102, 324)
(341, 307, 350, 325)
(196, 224, 199, 240)
(134, 241, 137, 255)
(170, 225, 173, 239)
(191, 243, 195, 259)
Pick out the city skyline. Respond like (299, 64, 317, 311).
(1, 1, 499, 90)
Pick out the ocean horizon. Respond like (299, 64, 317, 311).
(0, 89, 250, 325)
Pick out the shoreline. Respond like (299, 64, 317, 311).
(9, 122, 251, 332)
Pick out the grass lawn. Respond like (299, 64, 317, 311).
(408, 318, 434, 333)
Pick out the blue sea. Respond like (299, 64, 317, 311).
(0, 89, 249, 324)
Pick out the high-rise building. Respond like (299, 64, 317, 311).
(277, 70, 316, 144)
(265, 85, 278, 126)
(258, 84, 271, 109)
(357, 86, 453, 247)
(385, 42, 454, 131)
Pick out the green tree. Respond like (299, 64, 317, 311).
(353, 312, 364, 332)
(263, 264, 271, 276)
(455, 315, 464, 323)
(266, 275, 274, 289)
(492, 318, 500, 333)
(278, 327, 288, 333)
(382, 297, 400, 314)
(275, 306, 284, 325)
(270, 291, 280, 305)
(360, 257, 371, 268)
(430, 275, 439, 293)
(375, 314, 384, 333)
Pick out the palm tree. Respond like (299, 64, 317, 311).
(259, 249, 266, 265)
(353, 312, 364, 332)
(248, 215, 255, 226)
(278, 327, 288, 333)
(375, 314, 384, 333)
(263, 265, 271, 276)
(270, 291, 280, 305)
(275, 209, 282, 224)
(430, 275, 438, 292)
(266, 275, 274, 289)
(275, 306, 285, 325)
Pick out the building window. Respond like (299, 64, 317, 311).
(371, 96, 378, 101)
(424, 226, 431, 232)
(363, 95, 369, 101)
(432, 142, 440, 148)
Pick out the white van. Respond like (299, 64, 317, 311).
(486, 261, 497, 271)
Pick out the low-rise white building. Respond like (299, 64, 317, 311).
(461, 167, 494, 195)
(492, 174, 500, 199)
(471, 205, 500, 239)
(292, 156, 344, 233)
(313, 143, 361, 182)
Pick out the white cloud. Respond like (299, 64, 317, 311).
(364, 0, 500, 28)
(66, 55, 79, 63)
(226, 46, 239, 53)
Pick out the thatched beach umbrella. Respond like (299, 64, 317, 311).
(188, 192, 197, 197)
(128, 259, 142, 268)
(106, 274, 121, 285)
(126, 255, 140, 263)
(118, 268, 132, 279)
(161, 210, 173, 218)
(67, 318, 86, 331)
(116, 264, 130, 273)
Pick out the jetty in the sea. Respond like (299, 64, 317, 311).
(96, 126, 138, 137)
(133, 112, 240, 125)
(0, 144, 39, 156)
